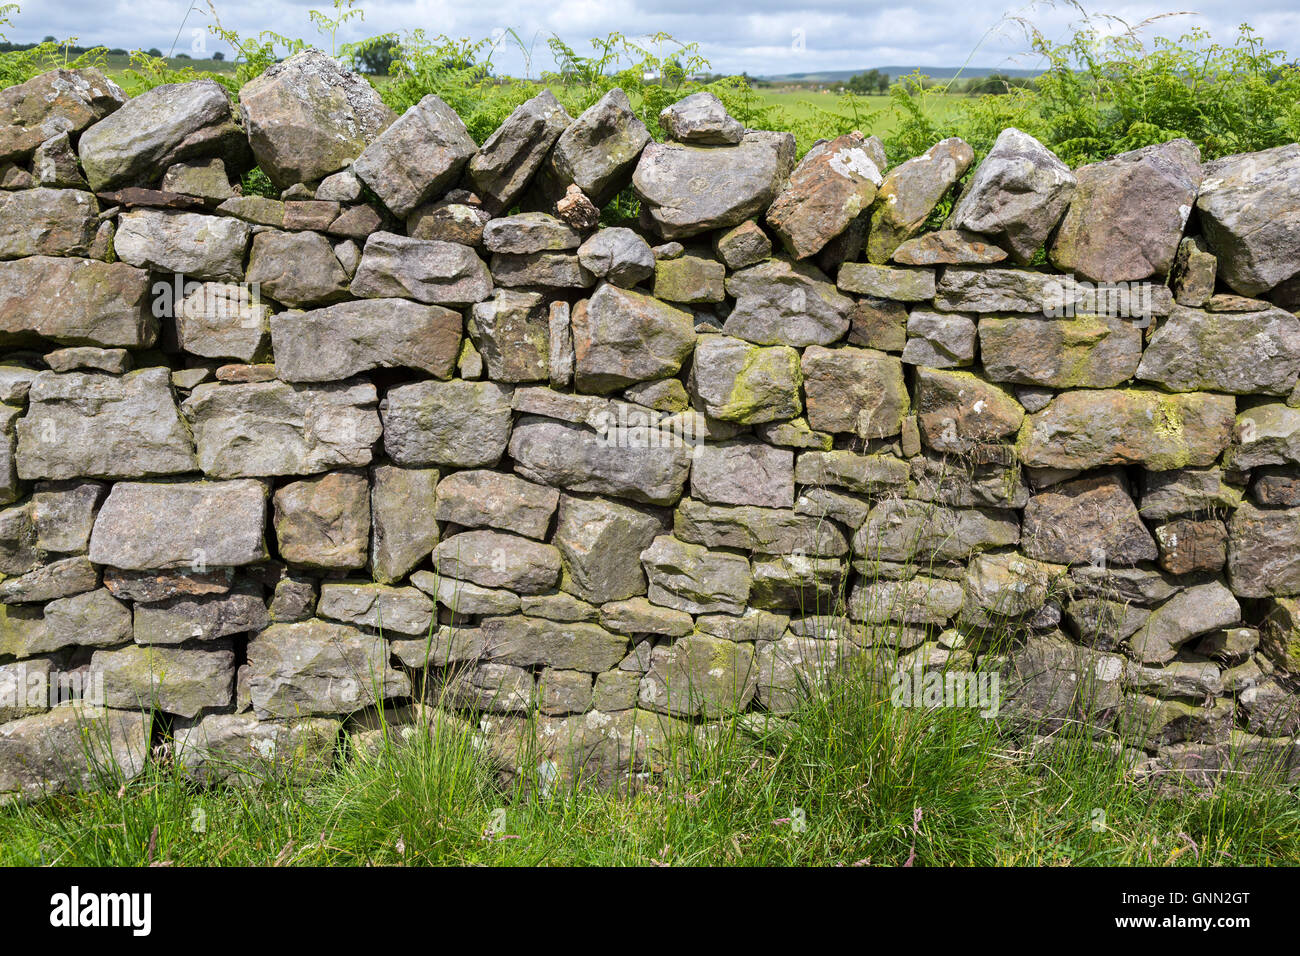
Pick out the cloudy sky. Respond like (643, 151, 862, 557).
(8, 0, 1299, 77)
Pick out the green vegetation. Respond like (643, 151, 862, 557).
(1, 656, 1295, 866)
(3, 1, 1296, 168)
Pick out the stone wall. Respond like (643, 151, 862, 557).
(1, 50, 1299, 798)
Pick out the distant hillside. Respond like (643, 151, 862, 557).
(758, 65, 1042, 82)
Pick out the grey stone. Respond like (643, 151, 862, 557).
(91, 642, 236, 718)
(548, 300, 574, 388)
(114, 208, 249, 281)
(176, 713, 341, 786)
(691, 334, 802, 424)
(134, 589, 268, 645)
(468, 90, 570, 212)
(900, 310, 977, 367)
(1130, 582, 1241, 664)
(571, 283, 696, 393)
(32, 480, 104, 553)
(691, 438, 794, 508)
(634, 130, 796, 240)
(351, 232, 492, 307)
(432, 529, 561, 594)
(948, 127, 1077, 262)
(0, 257, 154, 347)
(161, 157, 235, 201)
(414, 573, 520, 617)
(854, 499, 1020, 561)
(1227, 502, 1300, 598)
(18, 368, 195, 480)
(891, 229, 1008, 266)
(38, 588, 132, 653)
(489, 251, 592, 289)
(468, 290, 549, 383)
(748, 553, 845, 612)
(1049, 140, 1200, 282)
(0, 187, 99, 259)
(1226, 404, 1300, 470)
(838, 262, 935, 301)
(480, 615, 628, 671)
(722, 257, 852, 347)
(382, 379, 513, 469)
(173, 281, 271, 362)
(794, 450, 910, 495)
(0, 555, 97, 603)
(532, 88, 650, 209)
(1016, 389, 1235, 471)
(766, 132, 882, 259)
(445, 663, 534, 713)
(1196, 144, 1300, 296)
(674, 497, 848, 556)
(272, 298, 461, 382)
(849, 575, 965, 625)
(867, 137, 974, 263)
(78, 79, 243, 191)
(801, 345, 908, 438)
(353, 94, 476, 216)
(638, 635, 756, 717)
(659, 92, 743, 145)
(599, 597, 693, 637)
(654, 255, 725, 303)
(576, 227, 655, 288)
(89, 479, 267, 570)
(183, 379, 381, 478)
(640, 534, 751, 614)
(1137, 304, 1300, 395)
(553, 494, 666, 604)
(0, 67, 124, 164)
(246, 230, 350, 308)
(979, 313, 1143, 388)
(434, 469, 558, 540)
(317, 582, 434, 636)
(238, 49, 395, 189)
(912, 366, 1024, 454)
(538, 668, 594, 715)
(0, 706, 148, 803)
(713, 220, 772, 270)
(273, 471, 370, 570)
(370, 464, 440, 584)
(1022, 472, 1156, 566)
(482, 213, 580, 254)
(245, 619, 409, 718)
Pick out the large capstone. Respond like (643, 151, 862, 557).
(237, 49, 395, 189)
(634, 130, 796, 240)
(1196, 144, 1300, 295)
(948, 127, 1076, 263)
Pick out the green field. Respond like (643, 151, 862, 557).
(753, 87, 969, 138)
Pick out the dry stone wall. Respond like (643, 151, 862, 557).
(1, 52, 1299, 797)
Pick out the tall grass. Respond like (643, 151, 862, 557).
(2, 649, 1296, 866)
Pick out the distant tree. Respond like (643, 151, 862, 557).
(354, 37, 398, 75)
(146, 47, 162, 58)
(212, 51, 225, 61)
(175, 52, 191, 59)
(847, 69, 888, 94)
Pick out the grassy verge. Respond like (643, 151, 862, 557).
(1, 658, 1296, 867)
